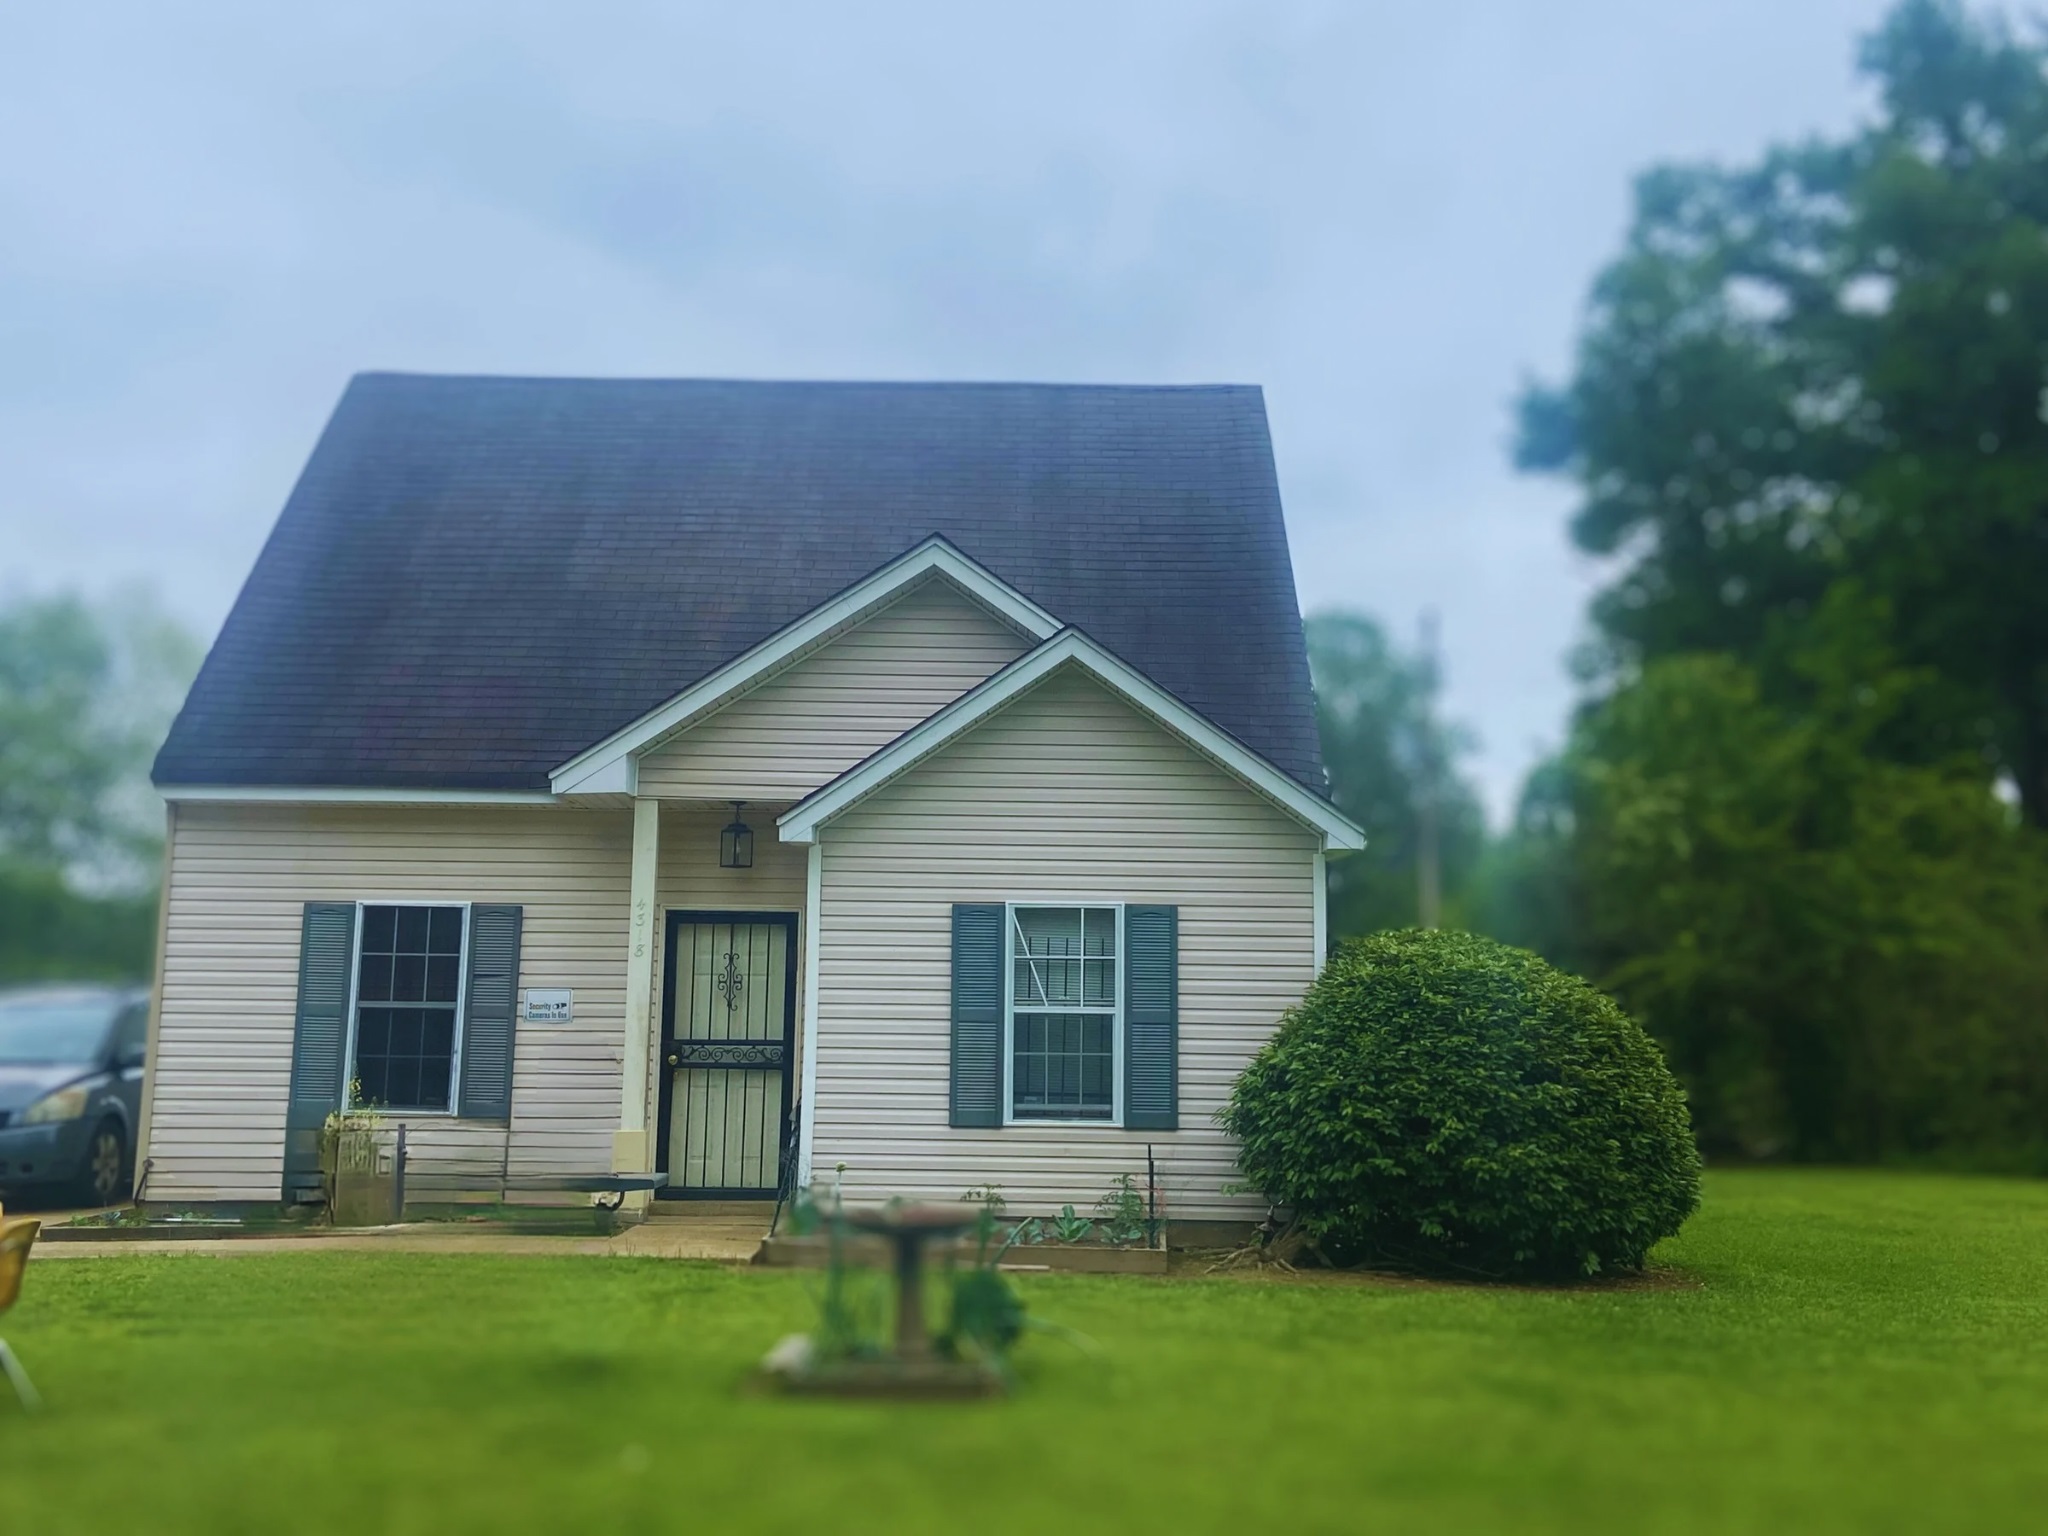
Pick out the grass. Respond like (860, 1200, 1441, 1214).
(4, 1168, 2046, 1534)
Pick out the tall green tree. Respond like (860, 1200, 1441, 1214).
(0, 588, 198, 982)
(1514, 0, 2048, 1166)
(1307, 611, 1486, 939)
(1520, 0, 2048, 823)
(1566, 592, 2048, 1162)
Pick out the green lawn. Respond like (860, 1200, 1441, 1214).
(5, 1169, 2046, 1534)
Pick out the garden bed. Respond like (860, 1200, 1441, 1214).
(756, 1232, 1167, 1274)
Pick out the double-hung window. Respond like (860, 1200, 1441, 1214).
(347, 903, 468, 1113)
(1005, 904, 1120, 1122)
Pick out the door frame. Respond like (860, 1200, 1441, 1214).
(655, 908, 799, 1200)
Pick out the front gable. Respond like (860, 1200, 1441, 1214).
(549, 537, 1058, 796)
(634, 578, 1034, 801)
(779, 633, 1366, 852)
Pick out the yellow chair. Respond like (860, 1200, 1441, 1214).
(0, 1203, 43, 1411)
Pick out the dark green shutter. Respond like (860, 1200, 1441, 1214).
(282, 901, 357, 1202)
(950, 903, 1005, 1128)
(457, 904, 523, 1121)
(1123, 905, 1178, 1130)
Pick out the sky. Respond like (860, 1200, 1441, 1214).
(0, 0, 1902, 819)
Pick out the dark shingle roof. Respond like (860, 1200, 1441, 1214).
(154, 375, 1325, 793)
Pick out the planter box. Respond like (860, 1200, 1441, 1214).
(325, 1129, 403, 1228)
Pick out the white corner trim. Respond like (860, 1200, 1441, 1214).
(776, 630, 1368, 851)
(157, 785, 560, 806)
(796, 840, 823, 1189)
(548, 536, 1062, 795)
(1313, 849, 1329, 969)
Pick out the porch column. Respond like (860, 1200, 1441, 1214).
(615, 796, 661, 1177)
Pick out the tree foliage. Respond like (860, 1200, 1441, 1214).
(1512, 0, 2048, 1168)
(1306, 611, 1486, 938)
(1521, 0, 2048, 822)
(1567, 594, 2048, 1162)
(0, 588, 198, 983)
(1224, 929, 1701, 1279)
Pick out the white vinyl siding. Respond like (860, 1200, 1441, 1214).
(810, 666, 1320, 1219)
(634, 578, 1031, 800)
(147, 803, 633, 1202)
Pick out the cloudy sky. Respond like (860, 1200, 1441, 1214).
(0, 1, 1899, 817)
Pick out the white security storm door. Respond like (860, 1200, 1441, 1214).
(657, 914, 796, 1198)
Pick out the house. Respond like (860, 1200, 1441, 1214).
(141, 375, 1363, 1223)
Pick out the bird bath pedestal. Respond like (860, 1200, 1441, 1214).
(844, 1203, 974, 1361)
(755, 1202, 1006, 1399)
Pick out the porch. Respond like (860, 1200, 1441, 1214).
(604, 798, 813, 1209)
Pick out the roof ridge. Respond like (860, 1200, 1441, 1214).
(347, 371, 1264, 394)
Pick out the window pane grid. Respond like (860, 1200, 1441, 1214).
(353, 904, 464, 1113)
(1008, 905, 1118, 1123)
(1011, 1012, 1115, 1119)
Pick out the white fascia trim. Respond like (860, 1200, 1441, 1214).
(776, 630, 1368, 851)
(548, 536, 1062, 796)
(159, 786, 559, 806)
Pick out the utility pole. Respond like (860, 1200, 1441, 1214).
(1415, 610, 1443, 930)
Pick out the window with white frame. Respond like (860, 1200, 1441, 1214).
(348, 903, 467, 1112)
(1007, 905, 1119, 1121)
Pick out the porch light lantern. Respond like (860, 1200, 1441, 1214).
(719, 802, 754, 869)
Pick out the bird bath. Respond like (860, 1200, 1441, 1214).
(755, 1201, 1005, 1399)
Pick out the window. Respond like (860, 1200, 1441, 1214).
(1006, 905, 1119, 1122)
(348, 903, 467, 1113)
(111, 1002, 149, 1068)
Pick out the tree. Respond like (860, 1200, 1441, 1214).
(1512, 1, 2048, 1166)
(0, 588, 199, 982)
(1306, 611, 1487, 939)
(1520, 0, 2048, 824)
(1563, 593, 2048, 1163)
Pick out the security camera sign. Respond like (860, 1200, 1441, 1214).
(522, 989, 574, 1024)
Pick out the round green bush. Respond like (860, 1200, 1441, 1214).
(1223, 929, 1701, 1279)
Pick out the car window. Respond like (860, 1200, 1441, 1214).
(0, 998, 122, 1064)
(114, 1002, 149, 1063)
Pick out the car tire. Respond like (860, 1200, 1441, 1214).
(76, 1120, 129, 1209)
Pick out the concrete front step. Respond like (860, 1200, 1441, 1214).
(642, 1200, 779, 1223)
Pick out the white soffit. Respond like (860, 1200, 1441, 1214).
(549, 537, 1060, 796)
(776, 630, 1367, 852)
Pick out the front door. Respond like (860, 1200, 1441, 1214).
(656, 911, 797, 1198)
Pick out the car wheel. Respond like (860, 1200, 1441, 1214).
(78, 1120, 129, 1209)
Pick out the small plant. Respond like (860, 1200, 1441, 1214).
(318, 1087, 384, 1177)
(1050, 1205, 1094, 1244)
(944, 1266, 1028, 1362)
(806, 1202, 889, 1362)
(959, 1183, 1006, 1218)
(1093, 1173, 1152, 1247)
(942, 1203, 1033, 1365)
